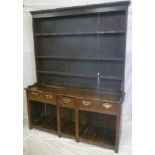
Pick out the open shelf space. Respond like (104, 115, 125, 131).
(36, 56, 123, 78)
(37, 71, 123, 80)
(30, 101, 57, 131)
(60, 107, 76, 136)
(36, 56, 124, 61)
(35, 34, 125, 59)
(33, 11, 126, 34)
(38, 74, 122, 93)
(61, 119, 75, 137)
(34, 31, 125, 36)
(80, 124, 115, 147)
(79, 110, 116, 147)
(33, 115, 57, 131)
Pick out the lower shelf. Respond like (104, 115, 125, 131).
(61, 119, 75, 137)
(31, 116, 116, 151)
(33, 115, 57, 131)
(29, 100, 117, 151)
(80, 124, 115, 147)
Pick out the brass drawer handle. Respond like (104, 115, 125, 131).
(45, 94, 53, 100)
(103, 103, 112, 109)
(63, 98, 71, 104)
(82, 100, 91, 106)
(31, 91, 38, 96)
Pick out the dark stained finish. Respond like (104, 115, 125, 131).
(31, 1, 130, 18)
(26, 1, 130, 153)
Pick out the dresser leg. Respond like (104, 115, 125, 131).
(115, 115, 120, 153)
(115, 104, 122, 153)
(26, 95, 33, 130)
(58, 133, 61, 137)
(29, 124, 33, 129)
(57, 105, 61, 137)
(75, 108, 79, 141)
(115, 146, 119, 153)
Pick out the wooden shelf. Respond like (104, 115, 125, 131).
(61, 119, 75, 136)
(33, 115, 57, 131)
(36, 56, 123, 61)
(37, 71, 123, 80)
(34, 31, 125, 36)
(80, 124, 115, 147)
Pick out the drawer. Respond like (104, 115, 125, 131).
(58, 96, 75, 108)
(43, 92, 56, 104)
(27, 90, 44, 102)
(78, 99, 118, 114)
(98, 101, 118, 114)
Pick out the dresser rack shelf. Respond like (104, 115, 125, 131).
(34, 31, 125, 37)
(37, 71, 123, 80)
(36, 56, 124, 61)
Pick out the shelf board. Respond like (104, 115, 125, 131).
(37, 71, 123, 80)
(34, 31, 125, 36)
(33, 115, 57, 131)
(36, 56, 123, 61)
(79, 124, 115, 147)
(61, 119, 75, 136)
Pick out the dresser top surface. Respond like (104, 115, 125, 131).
(26, 84, 124, 103)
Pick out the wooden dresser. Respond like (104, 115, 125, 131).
(25, 1, 130, 153)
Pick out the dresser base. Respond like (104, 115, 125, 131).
(26, 84, 123, 153)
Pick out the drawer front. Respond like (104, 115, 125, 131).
(78, 99, 118, 114)
(58, 96, 75, 108)
(27, 90, 44, 102)
(43, 92, 56, 104)
(78, 99, 97, 111)
(98, 101, 118, 114)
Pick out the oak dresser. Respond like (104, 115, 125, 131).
(25, 1, 130, 152)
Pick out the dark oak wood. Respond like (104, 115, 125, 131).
(36, 56, 124, 61)
(115, 103, 122, 152)
(25, 1, 130, 153)
(37, 71, 123, 80)
(57, 104, 61, 137)
(75, 106, 79, 141)
(31, 1, 130, 18)
(26, 83, 123, 152)
(26, 84, 123, 102)
(34, 31, 125, 36)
